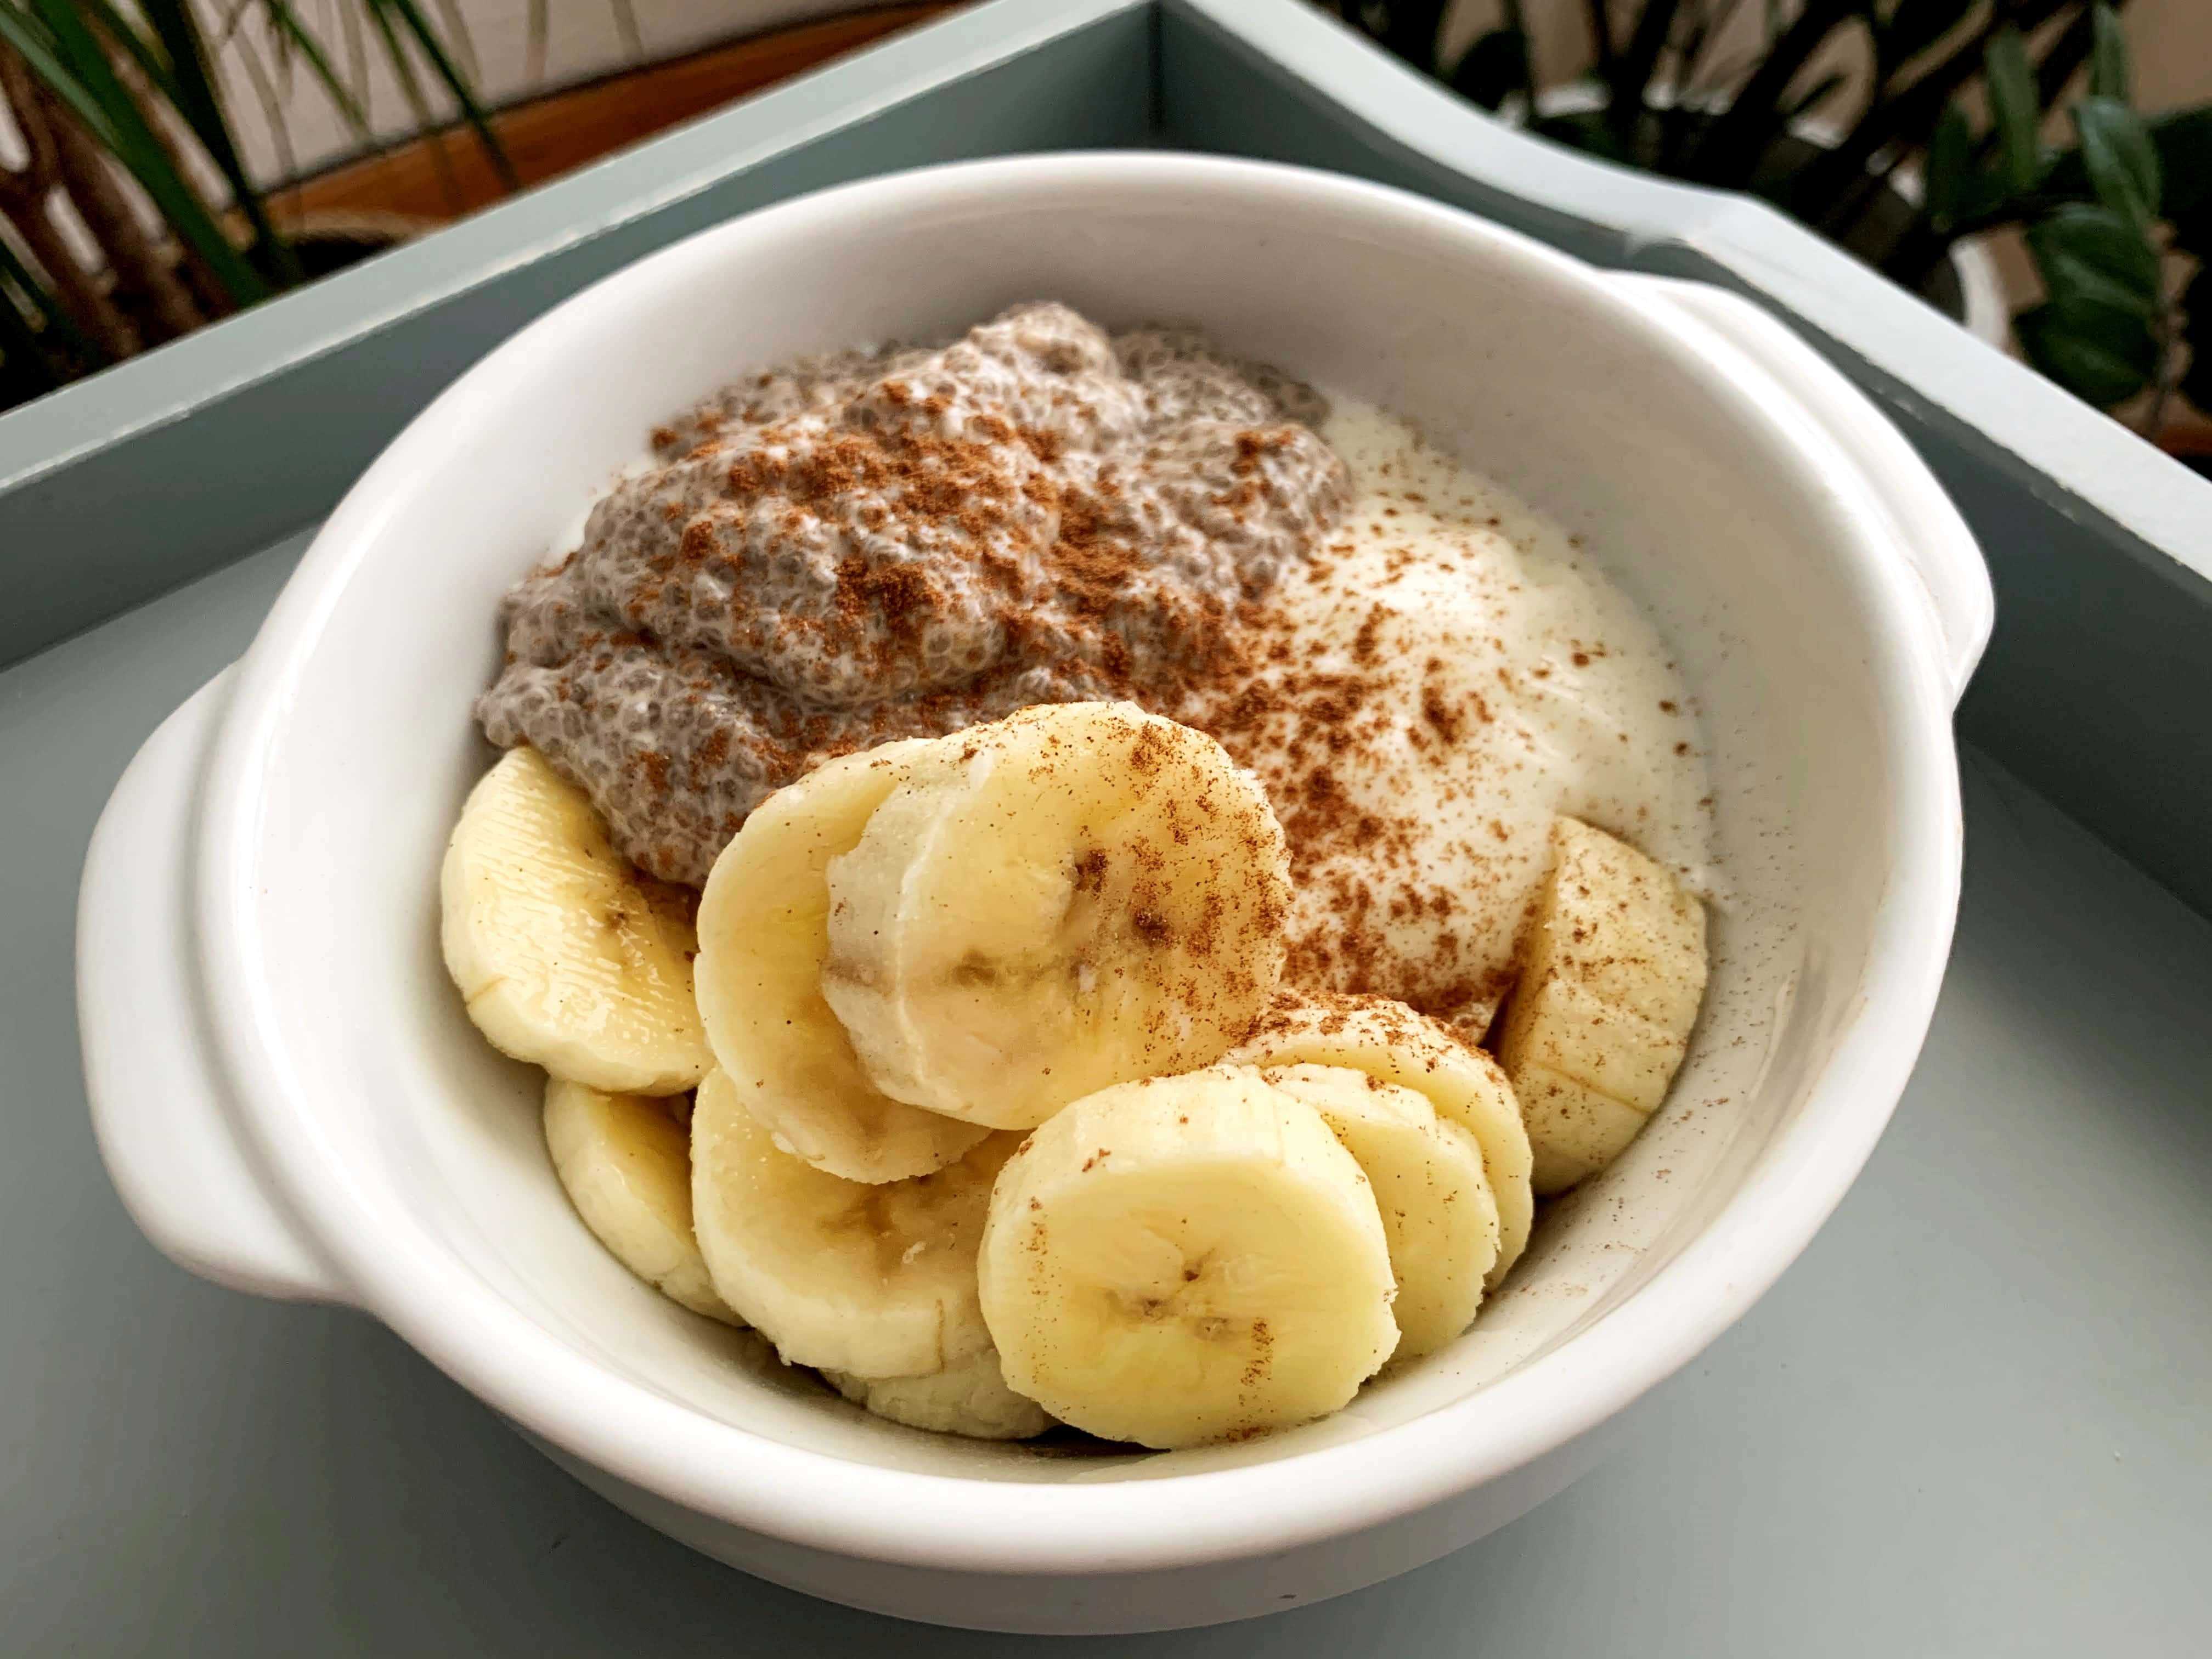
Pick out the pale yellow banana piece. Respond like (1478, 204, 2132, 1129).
(1248, 1063, 1497, 1360)
(978, 1066, 1398, 1449)
(690, 1069, 1012, 1378)
(543, 1077, 739, 1325)
(1496, 818, 1707, 1193)
(822, 702, 1292, 1130)
(1228, 993, 1533, 1288)
(694, 742, 990, 1183)
(442, 746, 710, 1094)
(825, 1346, 1052, 1441)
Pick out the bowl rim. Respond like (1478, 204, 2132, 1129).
(192, 151, 1962, 1575)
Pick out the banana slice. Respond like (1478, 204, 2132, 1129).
(825, 1347, 1052, 1441)
(543, 1078, 740, 1325)
(978, 1065, 1398, 1449)
(442, 746, 712, 1094)
(1495, 818, 1707, 1193)
(821, 702, 1292, 1131)
(695, 742, 991, 1183)
(1228, 993, 1533, 1289)
(1246, 1063, 1497, 1361)
(690, 1068, 1012, 1377)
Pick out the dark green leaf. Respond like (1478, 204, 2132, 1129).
(2028, 202, 2161, 316)
(128, 0, 302, 283)
(0, 9, 80, 120)
(1925, 101, 1973, 229)
(78, 0, 178, 104)
(2180, 266, 2212, 414)
(259, 2, 370, 136)
(2089, 2, 2129, 103)
(2016, 298, 2159, 407)
(1448, 28, 1530, 112)
(371, 0, 516, 189)
(2073, 96, 2161, 230)
(12, 0, 268, 303)
(1984, 26, 2040, 197)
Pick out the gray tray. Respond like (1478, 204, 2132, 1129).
(5, 3, 2208, 1650)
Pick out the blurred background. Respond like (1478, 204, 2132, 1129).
(2, 0, 2208, 457)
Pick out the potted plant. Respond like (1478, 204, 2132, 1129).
(1334, 0, 2211, 437)
(0, 0, 506, 414)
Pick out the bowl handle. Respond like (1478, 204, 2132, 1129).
(1611, 274, 1994, 707)
(77, 669, 354, 1306)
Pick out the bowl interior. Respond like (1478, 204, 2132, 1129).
(229, 159, 1914, 1484)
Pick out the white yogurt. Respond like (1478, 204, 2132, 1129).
(1211, 398, 1718, 1031)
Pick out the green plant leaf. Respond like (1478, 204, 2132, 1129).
(2089, 2, 2129, 103)
(258, 2, 370, 137)
(2028, 202, 2161, 316)
(370, 0, 517, 189)
(79, 0, 179, 104)
(1984, 25, 2040, 197)
(2073, 95, 2161, 231)
(1448, 27, 1529, 111)
(1925, 100, 1974, 229)
(2016, 298, 2159, 407)
(7, 0, 269, 303)
(127, 0, 302, 283)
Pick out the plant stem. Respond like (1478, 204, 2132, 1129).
(1792, 0, 2076, 211)
(0, 42, 141, 357)
(1815, 141, 1909, 246)
(100, 27, 234, 317)
(1586, 0, 1615, 76)
(2140, 283, 2181, 438)
(1609, 0, 1684, 140)
(1680, 0, 1857, 186)
(30, 74, 203, 341)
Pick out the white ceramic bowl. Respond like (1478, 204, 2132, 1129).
(77, 155, 1990, 1634)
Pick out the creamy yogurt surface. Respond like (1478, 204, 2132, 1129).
(1200, 399, 1717, 1028)
(477, 303, 1714, 1034)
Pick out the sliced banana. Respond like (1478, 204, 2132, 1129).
(822, 702, 1292, 1131)
(1228, 993, 1534, 1289)
(978, 1065, 1398, 1449)
(694, 742, 991, 1183)
(442, 746, 711, 1094)
(690, 1068, 1012, 1377)
(543, 1078, 740, 1325)
(1247, 1063, 1497, 1361)
(825, 1347, 1052, 1441)
(1495, 817, 1707, 1193)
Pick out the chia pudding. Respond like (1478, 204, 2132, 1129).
(479, 302, 1346, 887)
